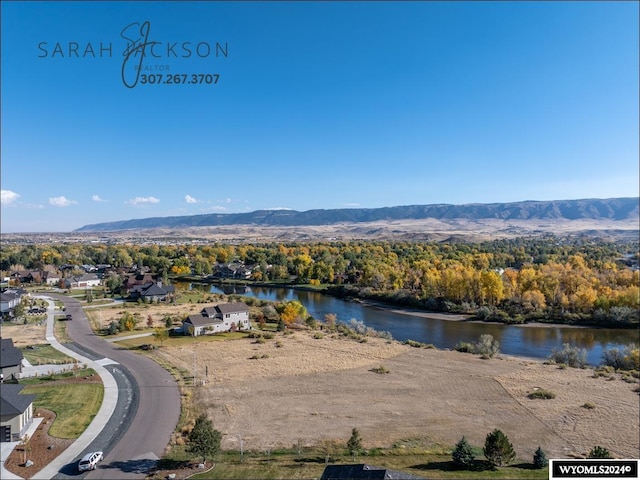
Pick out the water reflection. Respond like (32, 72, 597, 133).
(185, 283, 639, 365)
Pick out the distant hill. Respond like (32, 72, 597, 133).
(75, 197, 639, 232)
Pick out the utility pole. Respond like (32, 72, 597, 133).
(193, 350, 196, 387)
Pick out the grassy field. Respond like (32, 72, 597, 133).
(114, 331, 249, 349)
(53, 317, 72, 344)
(20, 344, 75, 365)
(21, 376, 103, 439)
(157, 444, 549, 480)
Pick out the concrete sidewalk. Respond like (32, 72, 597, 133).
(20, 357, 80, 378)
(0, 297, 120, 480)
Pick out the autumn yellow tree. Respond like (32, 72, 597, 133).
(278, 300, 308, 325)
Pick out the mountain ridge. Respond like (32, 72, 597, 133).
(75, 197, 640, 232)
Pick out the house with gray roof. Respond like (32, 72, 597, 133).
(129, 281, 176, 302)
(181, 302, 251, 336)
(0, 338, 24, 381)
(0, 384, 36, 442)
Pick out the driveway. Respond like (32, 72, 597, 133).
(45, 295, 181, 479)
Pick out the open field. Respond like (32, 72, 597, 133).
(150, 330, 640, 463)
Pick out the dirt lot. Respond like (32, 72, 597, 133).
(157, 331, 640, 462)
(0, 322, 48, 348)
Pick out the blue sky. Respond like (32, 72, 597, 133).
(1, 1, 638, 233)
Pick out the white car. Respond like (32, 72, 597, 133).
(78, 451, 103, 471)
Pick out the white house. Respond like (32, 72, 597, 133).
(64, 273, 101, 289)
(181, 302, 251, 336)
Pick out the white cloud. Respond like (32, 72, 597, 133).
(265, 207, 293, 211)
(1, 190, 20, 206)
(207, 205, 228, 212)
(126, 196, 160, 205)
(185, 194, 198, 204)
(92, 195, 106, 202)
(49, 196, 77, 207)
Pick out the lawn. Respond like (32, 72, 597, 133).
(21, 381, 104, 439)
(158, 446, 549, 480)
(20, 344, 75, 365)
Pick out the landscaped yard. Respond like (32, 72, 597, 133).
(20, 344, 75, 365)
(21, 374, 103, 439)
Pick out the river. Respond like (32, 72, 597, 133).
(183, 282, 639, 365)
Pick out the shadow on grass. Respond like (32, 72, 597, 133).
(412, 459, 496, 472)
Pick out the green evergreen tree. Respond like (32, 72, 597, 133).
(533, 446, 547, 469)
(483, 429, 516, 467)
(452, 436, 475, 468)
(187, 414, 222, 464)
(347, 428, 363, 461)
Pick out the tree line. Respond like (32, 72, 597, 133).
(2, 236, 638, 325)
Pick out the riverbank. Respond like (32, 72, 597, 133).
(360, 300, 600, 329)
(182, 277, 639, 330)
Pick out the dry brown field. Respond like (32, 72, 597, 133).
(155, 330, 640, 461)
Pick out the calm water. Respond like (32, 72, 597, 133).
(183, 282, 639, 365)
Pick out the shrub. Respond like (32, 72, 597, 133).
(549, 343, 587, 368)
(582, 402, 596, 409)
(454, 342, 474, 353)
(452, 436, 475, 468)
(475, 334, 500, 358)
(602, 345, 639, 371)
(404, 339, 427, 348)
(528, 389, 556, 400)
(588, 446, 612, 459)
(483, 429, 516, 467)
(108, 321, 118, 335)
(533, 446, 547, 469)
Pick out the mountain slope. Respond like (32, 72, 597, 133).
(75, 197, 639, 232)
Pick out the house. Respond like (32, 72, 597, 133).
(321, 464, 424, 480)
(9, 270, 46, 285)
(0, 338, 24, 381)
(64, 273, 101, 289)
(181, 302, 251, 336)
(129, 281, 175, 302)
(0, 384, 36, 442)
(44, 271, 61, 286)
(213, 262, 253, 279)
(122, 273, 155, 294)
(0, 289, 27, 321)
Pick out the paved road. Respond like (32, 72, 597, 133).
(49, 295, 181, 479)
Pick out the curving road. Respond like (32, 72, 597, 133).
(50, 295, 181, 479)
